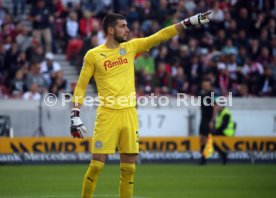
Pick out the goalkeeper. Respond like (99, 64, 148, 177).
(70, 11, 212, 198)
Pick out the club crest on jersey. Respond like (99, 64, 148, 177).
(104, 57, 128, 71)
(119, 48, 126, 55)
(95, 141, 103, 149)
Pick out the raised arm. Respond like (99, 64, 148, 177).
(130, 11, 212, 53)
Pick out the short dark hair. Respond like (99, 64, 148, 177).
(102, 13, 126, 34)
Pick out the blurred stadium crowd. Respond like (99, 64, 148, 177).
(0, 0, 276, 100)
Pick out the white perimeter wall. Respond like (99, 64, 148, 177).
(0, 98, 276, 137)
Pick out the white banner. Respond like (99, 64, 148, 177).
(137, 109, 189, 136)
(232, 110, 276, 136)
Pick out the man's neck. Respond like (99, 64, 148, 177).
(105, 37, 120, 49)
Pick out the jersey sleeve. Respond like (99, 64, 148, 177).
(72, 52, 95, 105)
(128, 25, 178, 53)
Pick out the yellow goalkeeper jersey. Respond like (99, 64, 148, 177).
(73, 25, 178, 109)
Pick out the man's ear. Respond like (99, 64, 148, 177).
(108, 26, 114, 35)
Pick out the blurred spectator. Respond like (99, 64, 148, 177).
(154, 0, 170, 26)
(11, 69, 26, 98)
(139, 1, 155, 35)
(222, 38, 237, 56)
(210, 1, 224, 22)
(155, 45, 169, 66)
(217, 62, 230, 96)
(15, 51, 28, 72)
(22, 83, 41, 100)
(66, 38, 83, 64)
(270, 56, 276, 80)
(259, 29, 270, 48)
(129, 20, 143, 39)
(51, 0, 65, 51)
(154, 61, 172, 95)
(0, 43, 4, 76)
(4, 42, 20, 83)
(91, 19, 105, 44)
(82, 0, 111, 18)
(258, 67, 274, 96)
(272, 36, 276, 57)
(76, 34, 99, 69)
(126, 6, 140, 26)
(135, 52, 155, 76)
(0, 0, 8, 26)
(189, 55, 204, 92)
(49, 71, 67, 97)
(236, 46, 247, 66)
(82, 33, 99, 52)
(40, 52, 61, 87)
(267, 18, 276, 39)
(249, 39, 260, 59)
(225, 53, 238, 81)
(236, 8, 252, 35)
(79, 11, 93, 38)
(26, 61, 48, 93)
(61, 0, 81, 8)
(12, 0, 26, 18)
(226, 19, 238, 40)
(214, 29, 226, 51)
(16, 24, 33, 51)
(65, 11, 78, 39)
(252, 12, 266, 36)
(236, 83, 249, 97)
(29, 0, 53, 52)
(258, 46, 272, 66)
(172, 67, 189, 95)
(235, 30, 249, 49)
(26, 40, 44, 63)
(184, 0, 196, 13)
(243, 58, 264, 96)
(1, 14, 16, 41)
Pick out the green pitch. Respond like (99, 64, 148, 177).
(0, 164, 275, 198)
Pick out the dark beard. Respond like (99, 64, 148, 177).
(114, 33, 127, 43)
